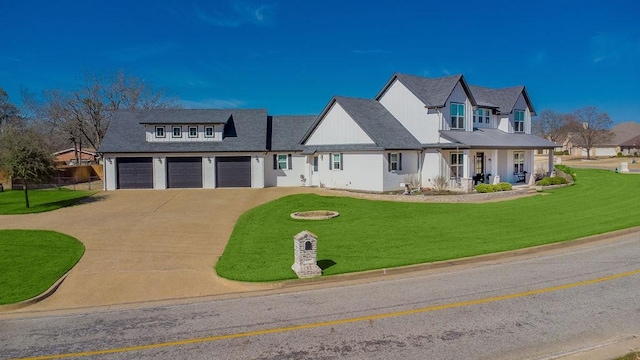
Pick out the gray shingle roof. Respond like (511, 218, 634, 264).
(99, 109, 269, 153)
(440, 128, 557, 149)
(301, 96, 422, 151)
(469, 85, 536, 115)
(611, 121, 640, 145)
(134, 109, 237, 124)
(270, 115, 317, 151)
(376, 73, 476, 108)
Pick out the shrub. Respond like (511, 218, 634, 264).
(555, 164, 576, 182)
(618, 152, 624, 157)
(475, 184, 495, 193)
(496, 182, 512, 191)
(536, 176, 568, 186)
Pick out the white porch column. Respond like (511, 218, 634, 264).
(463, 150, 471, 179)
(548, 150, 554, 176)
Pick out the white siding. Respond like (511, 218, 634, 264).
(251, 155, 265, 188)
(442, 82, 474, 132)
(498, 116, 512, 133)
(314, 153, 383, 192)
(420, 150, 446, 188)
(305, 103, 375, 145)
(264, 153, 308, 187)
(381, 151, 420, 192)
(103, 154, 117, 190)
(378, 80, 440, 143)
(513, 94, 531, 134)
(146, 124, 224, 142)
(203, 155, 215, 189)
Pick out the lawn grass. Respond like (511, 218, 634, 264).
(0, 230, 84, 305)
(216, 169, 640, 281)
(0, 188, 96, 214)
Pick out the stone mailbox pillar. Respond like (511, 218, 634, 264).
(291, 230, 322, 278)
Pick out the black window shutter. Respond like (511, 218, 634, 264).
(273, 154, 277, 170)
(340, 153, 344, 170)
(399, 153, 403, 171)
(288, 154, 292, 170)
(387, 153, 391, 171)
(329, 153, 332, 170)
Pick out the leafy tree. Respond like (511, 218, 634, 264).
(568, 106, 614, 159)
(43, 70, 181, 153)
(532, 109, 574, 143)
(0, 127, 55, 208)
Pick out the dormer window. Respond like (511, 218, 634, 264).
(474, 109, 490, 124)
(205, 126, 214, 138)
(450, 103, 465, 129)
(172, 126, 182, 138)
(155, 126, 165, 138)
(188, 126, 198, 138)
(514, 110, 525, 133)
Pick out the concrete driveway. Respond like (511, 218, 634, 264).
(0, 188, 317, 312)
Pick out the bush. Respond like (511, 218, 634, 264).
(618, 152, 624, 157)
(475, 182, 512, 193)
(555, 164, 576, 182)
(475, 184, 495, 193)
(536, 176, 568, 186)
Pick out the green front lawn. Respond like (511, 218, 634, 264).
(0, 230, 84, 305)
(216, 169, 640, 281)
(0, 188, 96, 214)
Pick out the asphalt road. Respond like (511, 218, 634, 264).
(2, 235, 639, 360)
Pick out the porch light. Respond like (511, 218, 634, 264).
(107, 158, 112, 164)
(158, 158, 163, 164)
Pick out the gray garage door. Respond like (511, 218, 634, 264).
(117, 157, 153, 189)
(216, 156, 251, 187)
(167, 157, 203, 188)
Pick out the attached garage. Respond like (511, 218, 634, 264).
(167, 157, 203, 188)
(216, 156, 251, 187)
(117, 157, 153, 189)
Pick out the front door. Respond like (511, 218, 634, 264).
(475, 152, 485, 184)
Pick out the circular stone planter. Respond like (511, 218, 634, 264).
(290, 210, 339, 220)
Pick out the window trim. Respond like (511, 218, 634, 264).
(188, 126, 198, 138)
(329, 153, 343, 170)
(513, 151, 525, 174)
(450, 102, 465, 130)
(277, 154, 288, 170)
(172, 126, 182, 138)
(204, 126, 214, 138)
(450, 152, 464, 179)
(514, 110, 525, 133)
(155, 126, 165, 138)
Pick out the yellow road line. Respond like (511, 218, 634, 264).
(15, 268, 640, 360)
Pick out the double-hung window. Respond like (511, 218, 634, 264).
(205, 126, 214, 138)
(155, 126, 165, 138)
(188, 126, 198, 138)
(277, 154, 288, 170)
(172, 126, 182, 138)
(514, 110, 525, 133)
(389, 153, 398, 171)
(329, 153, 342, 170)
(450, 152, 464, 179)
(450, 103, 465, 129)
(513, 151, 525, 174)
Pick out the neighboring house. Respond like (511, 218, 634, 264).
(620, 134, 640, 156)
(54, 148, 98, 165)
(100, 73, 557, 192)
(576, 121, 640, 157)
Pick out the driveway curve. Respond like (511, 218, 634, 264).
(0, 188, 318, 312)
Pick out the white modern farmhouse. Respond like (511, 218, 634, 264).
(99, 73, 556, 192)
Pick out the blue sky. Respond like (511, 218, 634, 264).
(2, 0, 639, 122)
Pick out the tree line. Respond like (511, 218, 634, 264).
(532, 106, 614, 159)
(0, 70, 180, 207)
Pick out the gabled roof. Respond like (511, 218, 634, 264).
(611, 121, 640, 145)
(301, 96, 422, 150)
(439, 128, 557, 149)
(134, 109, 235, 124)
(270, 115, 317, 151)
(53, 148, 97, 156)
(469, 85, 536, 115)
(620, 134, 640, 148)
(99, 109, 269, 153)
(375, 73, 477, 108)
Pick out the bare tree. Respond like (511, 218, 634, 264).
(43, 70, 181, 153)
(0, 87, 24, 131)
(569, 106, 614, 159)
(532, 109, 573, 143)
(0, 126, 55, 208)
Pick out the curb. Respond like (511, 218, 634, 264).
(0, 274, 68, 313)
